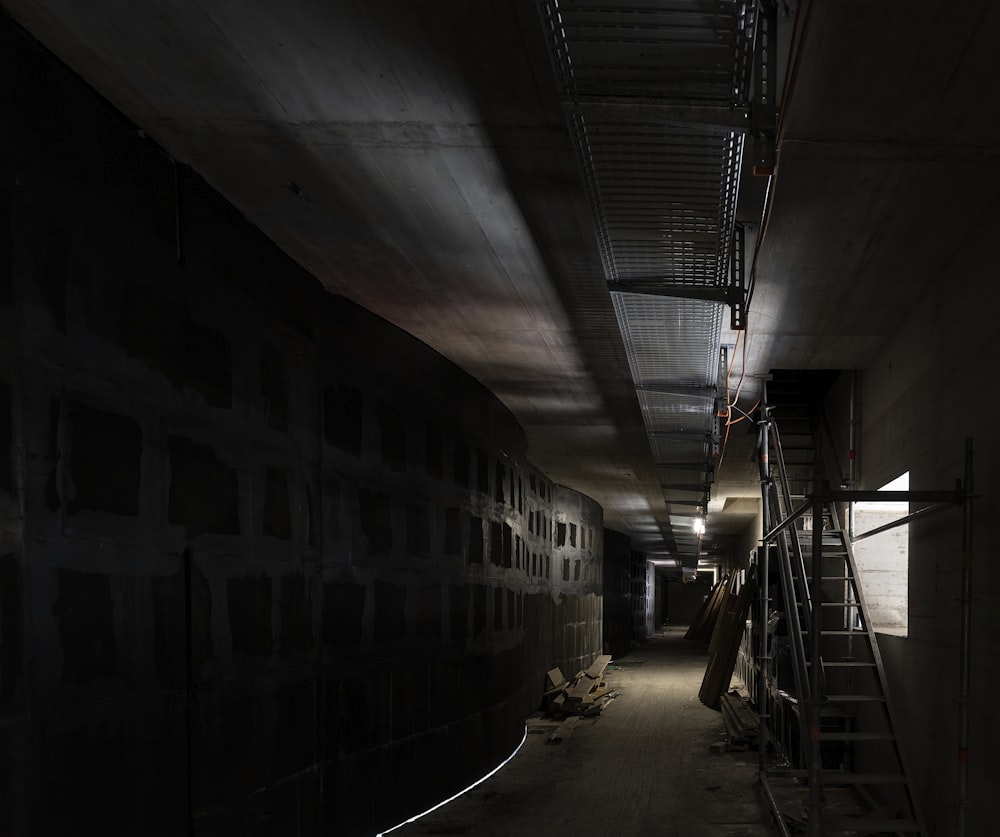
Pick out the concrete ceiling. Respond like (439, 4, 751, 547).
(6, 0, 999, 566)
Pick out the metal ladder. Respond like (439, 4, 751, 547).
(759, 382, 927, 836)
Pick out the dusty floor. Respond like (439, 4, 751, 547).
(388, 627, 778, 837)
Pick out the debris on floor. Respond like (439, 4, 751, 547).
(719, 690, 760, 748)
(546, 715, 581, 744)
(543, 653, 616, 717)
(607, 658, 645, 669)
(526, 716, 563, 735)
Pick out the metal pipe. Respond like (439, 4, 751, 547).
(807, 491, 825, 837)
(183, 546, 194, 836)
(850, 502, 951, 542)
(757, 542, 770, 776)
(848, 370, 857, 487)
(771, 483, 809, 738)
(760, 774, 794, 837)
(847, 370, 858, 542)
(761, 499, 811, 542)
(766, 412, 811, 764)
(830, 489, 963, 503)
(756, 413, 771, 776)
(769, 420, 813, 628)
(957, 438, 974, 837)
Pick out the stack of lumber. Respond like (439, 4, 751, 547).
(543, 654, 614, 717)
(719, 690, 759, 747)
(698, 567, 757, 710)
(684, 576, 729, 641)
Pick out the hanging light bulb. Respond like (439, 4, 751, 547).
(693, 516, 706, 535)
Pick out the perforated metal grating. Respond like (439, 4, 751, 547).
(539, 0, 754, 562)
(613, 293, 723, 386)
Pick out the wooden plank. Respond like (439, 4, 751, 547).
(699, 567, 757, 710)
(706, 572, 741, 658)
(685, 575, 728, 641)
(584, 654, 612, 679)
(546, 653, 616, 716)
(719, 691, 758, 742)
(582, 689, 621, 717)
(545, 667, 567, 691)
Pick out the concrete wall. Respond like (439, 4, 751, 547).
(846, 225, 999, 834)
(631, 550, 654, 641)
(602, 529, 631, 658)
(0, 18, 604, 836)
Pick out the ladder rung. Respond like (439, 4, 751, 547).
(821, 630, 869, 636)
(806, 661, 875, 667)
(821, 602, 862, 608)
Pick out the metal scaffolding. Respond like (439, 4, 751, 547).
(752, 381, 975, 836)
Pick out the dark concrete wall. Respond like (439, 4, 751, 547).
(548, 485, 604, 673)
(654, 569, 667, 628)
(602, 529, 631, 657)
(602, 532, 652, 656)
(0, 17, 605, 837)
(827, 252, 999, 832)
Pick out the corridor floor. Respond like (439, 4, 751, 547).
(390, 626, 777, 837)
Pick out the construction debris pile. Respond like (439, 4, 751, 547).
(719, 690, 760, 749)
(542, 654, 619, 717)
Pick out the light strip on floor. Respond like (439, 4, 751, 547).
(376, 724, 529, 836)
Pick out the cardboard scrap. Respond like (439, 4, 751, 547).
(542, 654, 617, 717)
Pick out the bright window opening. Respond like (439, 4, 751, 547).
(852, 472, 909, 637)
